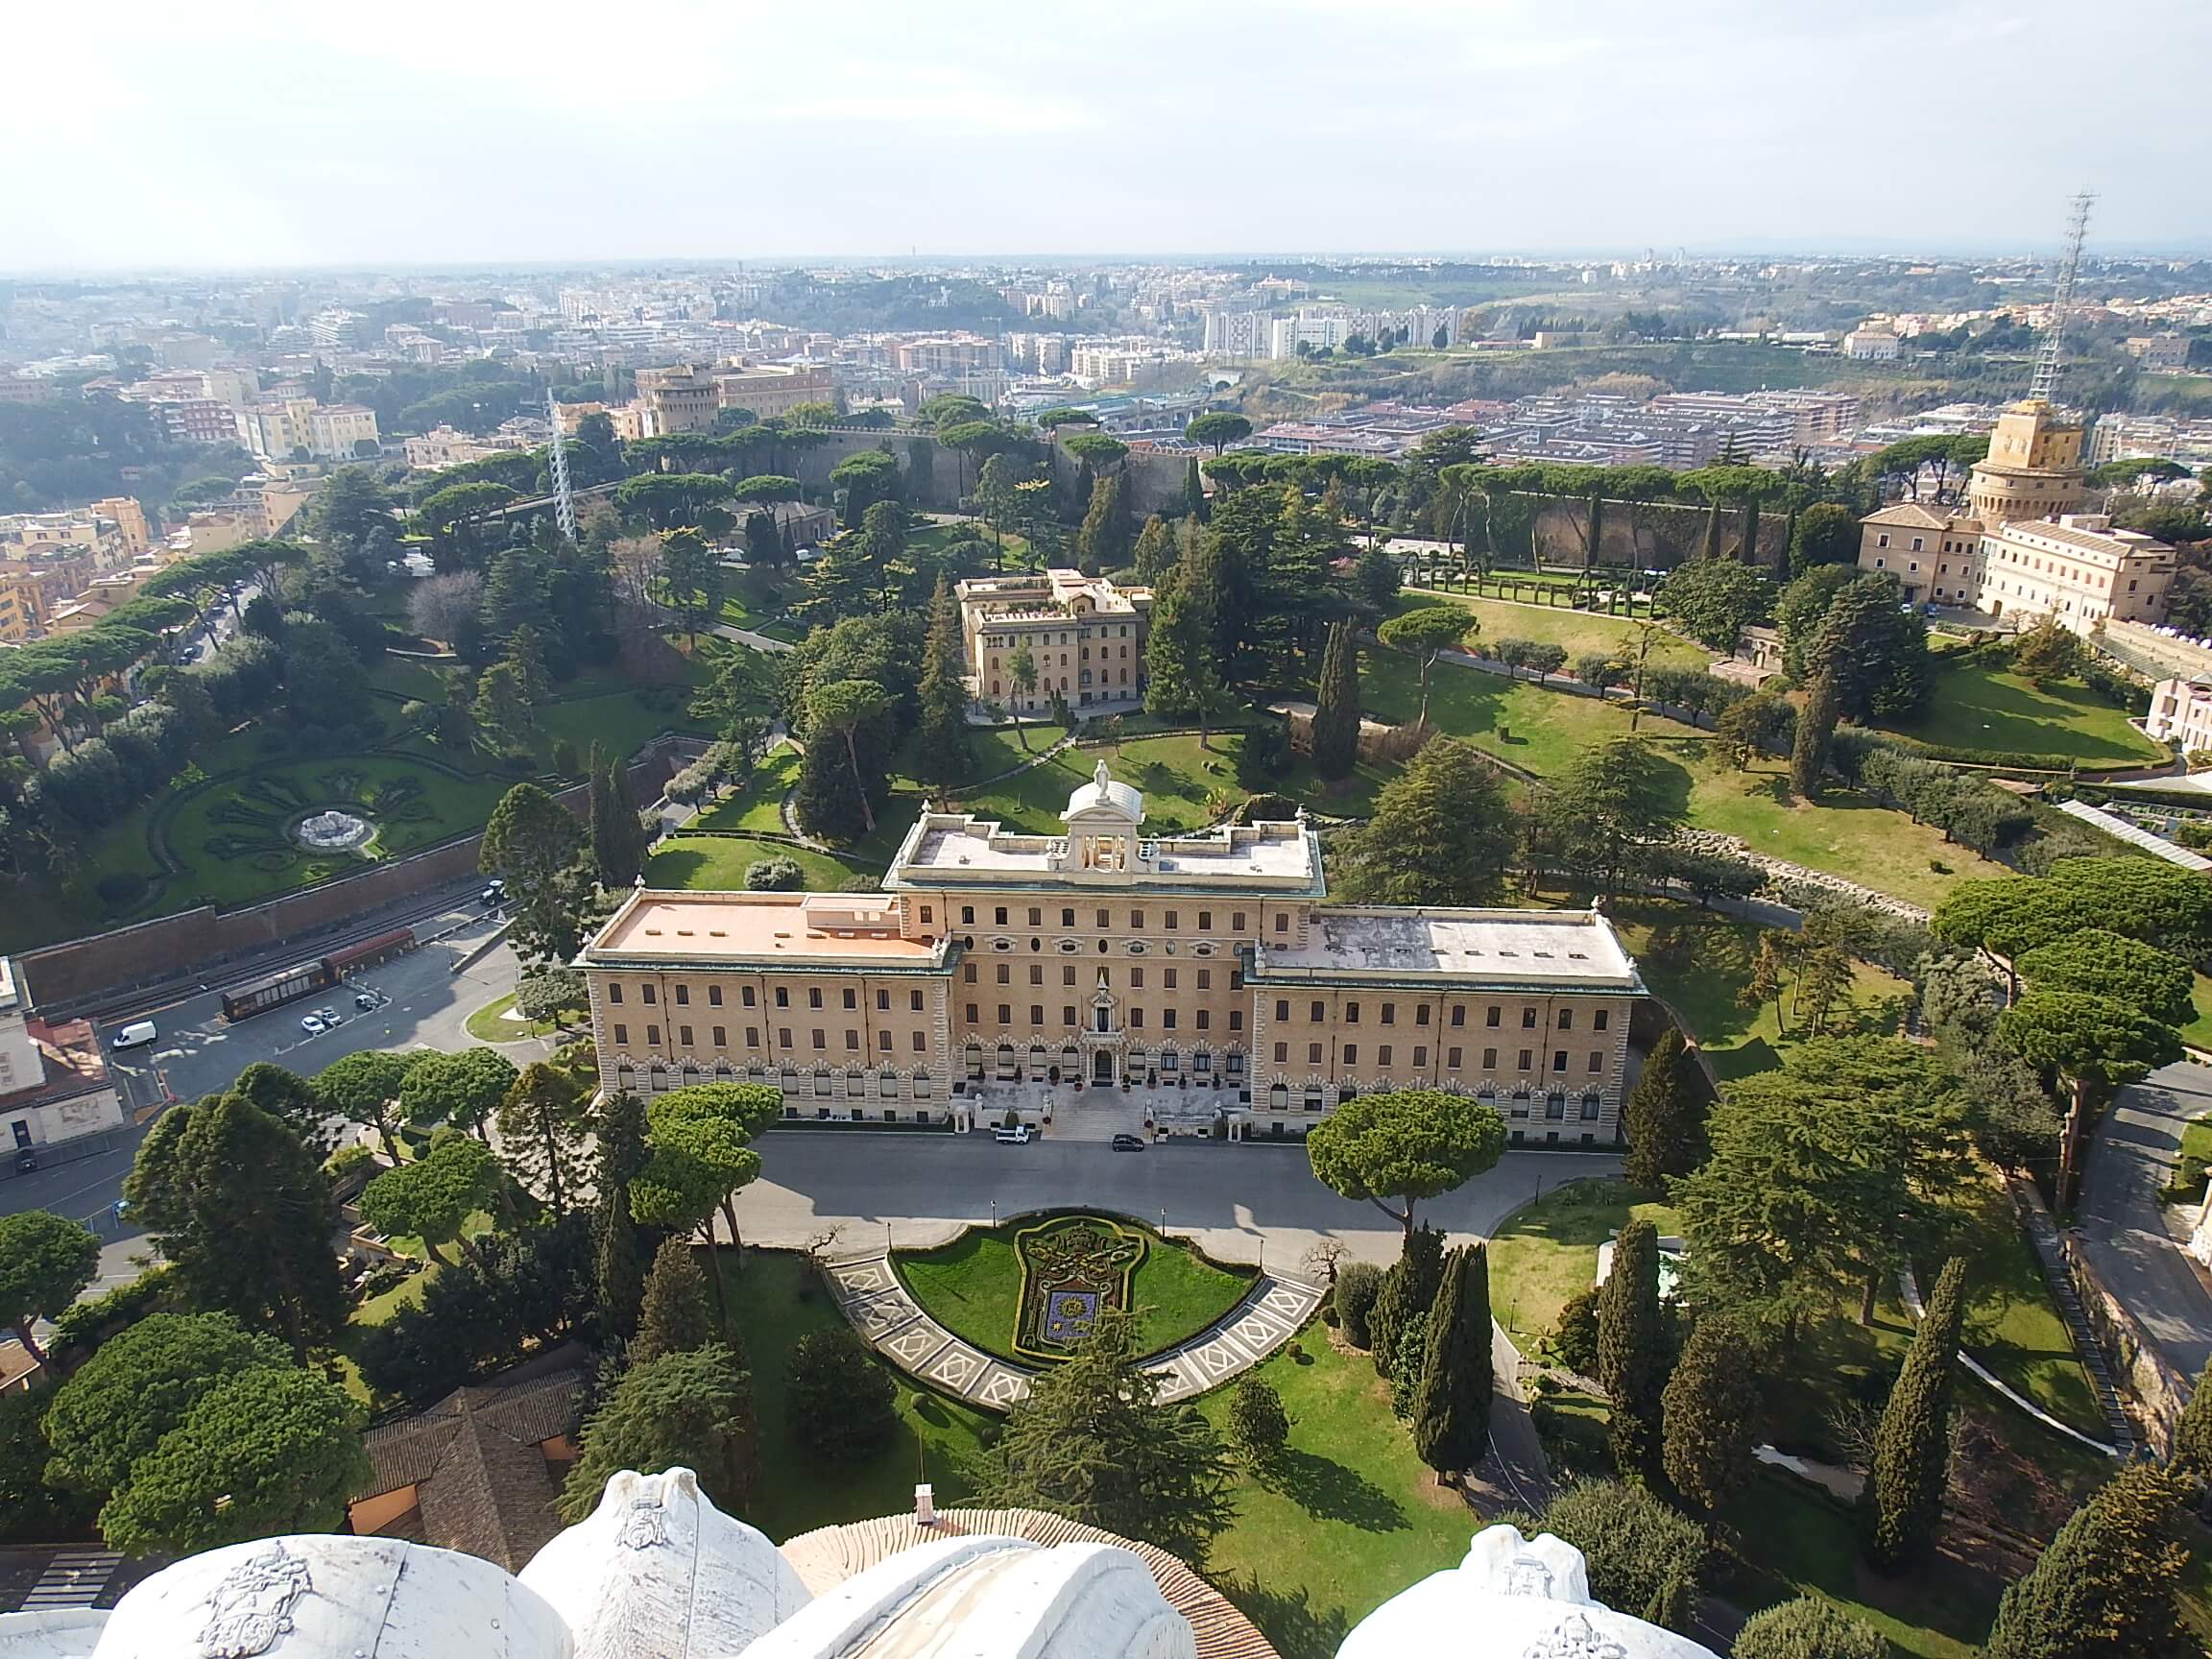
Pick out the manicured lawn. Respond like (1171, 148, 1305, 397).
(1939, 1180, 2105, 1437)
(1348, 647, 1705, 780)
(1485, 1177, 1678, 1345)
(1660, 742, 2008, 911)
(948, 736, 1244, 834)
(1194, 1331, 1475, 1659)
(2179, 977, 2212, 1053)
(367, 654, 456, 704)
(463, 993, 581, 1043)
(689, 748, 802, 834)
(898, 1219, 1254, 1362)
(1887, 661, 2164, 766)
(720, 1250, 999, 1542)
(645, 834, 877, 893)
(1602, 897, 1911, 1081)
(1396, 590, 1710, 670)
(539, 690, 703, 764)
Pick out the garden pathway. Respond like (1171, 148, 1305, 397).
(822, 1246, 1325, 1411)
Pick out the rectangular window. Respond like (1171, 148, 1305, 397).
(673, 985, 689, 1006)
(779, 1027, 792, 1047)
(1346, 1001, 1360, 1023)
(1197, 969, 1212, 991)
(1275, 913, 1287, 932)
(843, 988, 857, 1010)
(1581, 1095, 1601, 1120)
(912, 1032, 926, 1050)
(1310, 1000, 1325, 1022)
(1196, 1010, 1210, 1030)
(709, 985, 723, 1008)
(1029, 965, 1043, 985)
(679, 1024, 692, 1046)
(1164, 969, 1178, 990)
(1276, 999, 1290, 1022)
(996, 964, 1010, 984)
(921, 905, 933, 924)
(811, 1029, 826, 1050)
(712, 1025, 726, 1046)
(1162, 1009, 1176, 1030)
(1229, 1011, 1242, 1031)
(1063, 966, 1076, 986)
(775, 987, 789, 1007)
(1593, 1009, 1609, 1032)
(1342, 1044, 1358, 1065)
(961, 905, 974, 925)
(1165, 910, 1179, 929)
(809, 988, 824, 1009)
(1064, 1005, 1076, 1026)
(1378, 1045, 1392, 1066)
(997, 1004, 1010, 1023)
(742, 986, 756, 1006)
(846, 1030, 860, 1050)
(1416, 1004, 1430, 1025)
(646, 1023, 661, 1044)
(608, 983, 623, 1004)
(1589, 1051, 1604, 1073)
(745, 1026, 759, 1047)
(1522, 1007, 1537, 1028)
(1274, 1042, 1288, 1062)
(613, 1022, 629, 1045)
(1309, 1043, 1323, 1064)
(1448, 1046, 1462, 1069)
(876, 988, 889, 1010)
(1483, 1046, 1498, 1069)
(1198, 910, 1212, 930)
(1381, 1003, 1395, 1025)
(1450, 1004, 1464, 1026)
(1131, 967, 1145, 989)
(1232, 911, 1245, 930)
(964, 964, 977, 983)
(1413, 1045, 1427, 1066)
(1131, 1009, 1145, 1028)
(1130, 910, 1144, 929)
(640, 984, 657, 1005)
(1028, 906, 1041, 926)
(1556, 1008, 1573, 1030)
(1062, 908, 1075, 926)
(1552, 1049, 1569, 1072)
(994, 906, 1008, 926)
(1030, 1004, 1044, 1025)
(1518, 1048, 1532, 1070)
(1096, 908, 1109, 927)
(965, 1003, 978, 1022)
(911, 990, 925, 1012)
(1486, 1006, 1501, 1027)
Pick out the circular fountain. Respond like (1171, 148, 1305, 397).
(293, 808, 375, 851)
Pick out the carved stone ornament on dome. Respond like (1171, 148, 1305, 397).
(1334, 1525, 1720, 1659)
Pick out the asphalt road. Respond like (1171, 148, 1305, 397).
(734, 1131, 1620, 1268)
(0, 913, 534, 1250)
(2079, 1057, 2212, 1379)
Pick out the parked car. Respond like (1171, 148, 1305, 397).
(300, 1014, 326, 1035)
(111, 1020, 157, 1049)
(992, 1124, 1032, 1144)
(479, 879, 507, 907)
(317, 1007, 340, 1025)
(1110, 1133, 1146, 1151)
(354, 991, 377, 1010)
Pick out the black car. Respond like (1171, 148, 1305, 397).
(1110, 1133, 1146, 1151)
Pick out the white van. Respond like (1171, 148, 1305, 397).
(992, 1124, 1032, 1144)
(111, 1021, 156, 1049)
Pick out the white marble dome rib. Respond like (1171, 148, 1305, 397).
(74, 1537, 570, 1659)
(517, 1468, 809, 1659)
(1334, 1526, 1719, 1659)
(740, 1533, 1194, 1659)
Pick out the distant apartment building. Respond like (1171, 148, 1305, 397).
(0, 958, 124, 1159)
(894, 335, 999, 375)
(1842, 327, 1901, 361)
(1649, 390, 1863, 445)
(1069, 345, 1151, 387)
(401, 425, 536, 471)
(236, 397, 381, 461)
(2125, 334, 2191, 371)
(1202, 309, 1269, 358)
(2146, 678, 2212, 753)
(1268, 312, 1350, 359)
(0, 376, 53, 405)
(308, 309, 369, 350)
(92, 497, 149, 557)
(957, 569, 1154, 715)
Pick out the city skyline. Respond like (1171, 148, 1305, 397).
(12, 0, 2212, 271)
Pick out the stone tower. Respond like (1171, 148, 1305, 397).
(1966, 398, 2086, 529)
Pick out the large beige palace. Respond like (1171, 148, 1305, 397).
(577, 762, 1645, 1143)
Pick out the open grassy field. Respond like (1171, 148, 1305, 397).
(689, 748, 802, 834)
(897, 1219, 1254, 1361)
(1396, 590, 1710, 669)
(1486, 1178, 1679, 1345)
(1192, 1331, 1478, 1659)
(1602, 897, 1913, 1081)
(1887, 660, 2164, 766)
(1654, 741, 2008, 910)
(947, 735, 1242, 833)
(645, 834, 875, 892)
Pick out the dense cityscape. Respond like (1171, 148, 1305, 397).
(4, 7, 2212, 1659)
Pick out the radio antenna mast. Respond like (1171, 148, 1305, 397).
(2029, 191, 2095, 405)
(545, 390, 579, 544)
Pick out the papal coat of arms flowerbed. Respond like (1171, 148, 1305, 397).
(1011, 1214, 1147, 1360)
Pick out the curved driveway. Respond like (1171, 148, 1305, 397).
(733, 1132, 1618, 1268)
(2079, 1059, 2212, 1380)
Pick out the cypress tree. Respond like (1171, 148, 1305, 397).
(1700, 498, 1723, 562)
(593, 1092, 648, 1338)
(1310, 621, 1361, 782)
(1790, 669, 1839, 799)
(910, 575, 972, 788)
(1074, 471, 1125, 574)
(1660, 1311, 1760, 1515)
(633, 1237, 718, 1363)
(1184, 456, 1206, 522)
(1984, 1461, 2189, 1659)
(1621, 1028, 1707, 1187)
(589, 743, 651, 889)
(1861, 1257, 1966, 1569)
(2169, 1356, 2212, 1488)
(1370, 1222, 1445, 1378)
(1410, 1244, 1493, 1480)
(1597, 1217, 1669, 1480)
(1739, 499, 1761, 564)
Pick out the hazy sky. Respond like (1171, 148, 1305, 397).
(12, 0, 2210, 270)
